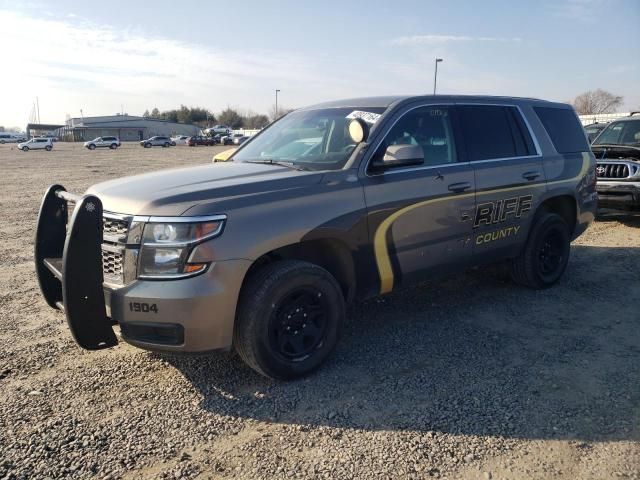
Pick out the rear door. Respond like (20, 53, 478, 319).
(362, 104, 476, 294)
(456, 104, 546, 262)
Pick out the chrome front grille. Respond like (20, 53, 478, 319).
(596, 162, 634, 179)
(102, 248, 124, 280)
(101, 213, 131, 285)
(103, 217, 129, 238)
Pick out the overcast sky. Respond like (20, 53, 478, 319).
(1, 0, 638, 129)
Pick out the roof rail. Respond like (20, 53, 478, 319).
(630, 111, 640, 116)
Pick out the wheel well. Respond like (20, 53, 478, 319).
(538, 195, 577, 234)
(242, 239, 356, 303)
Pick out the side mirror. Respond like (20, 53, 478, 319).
(373, 144, 424, 169)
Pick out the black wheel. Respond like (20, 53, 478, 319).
(144, 143, 152, 148)
(0, 140, 5, 144)
(22, 146, 29, 151)
(234, 260, 345, 380)
(45, 145, 52, 151)
(163, 142, 170, 147)
(88, 144, 96, 150)
(109, 143, 117, 149)
(510, 213, 570, 289)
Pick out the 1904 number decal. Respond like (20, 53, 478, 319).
(129, 302, 158, 313)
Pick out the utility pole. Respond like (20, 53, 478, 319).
(275, 89, 281, 120)
(433, 58, 443, 95)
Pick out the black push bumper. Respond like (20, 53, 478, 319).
(34, 184, 118, 349)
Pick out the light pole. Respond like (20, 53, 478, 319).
(275, 89, 281, 120)
(433, 58, 443, 95)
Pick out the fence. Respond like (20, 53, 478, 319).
(578, 112, 634, 126)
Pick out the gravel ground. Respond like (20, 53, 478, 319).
(0, 143, 639, 480)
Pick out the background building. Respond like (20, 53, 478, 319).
(57, 114, 201, 141)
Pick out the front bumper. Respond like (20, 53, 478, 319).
(108, 258, 250, 352)
(35, 184, 250, 353)
(596, 181, 640, 209)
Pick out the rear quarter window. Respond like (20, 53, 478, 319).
(534, 107, 589, 154)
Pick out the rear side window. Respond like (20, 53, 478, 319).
(534, 107, 589, 153)
(457, 105, 535, 161)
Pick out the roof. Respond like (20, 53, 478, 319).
(301, 94, 554, 111)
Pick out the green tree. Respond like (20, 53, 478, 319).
(142, 109, 150, 118)
(218, 108, 244, 129)
(150, 107, 161, 118)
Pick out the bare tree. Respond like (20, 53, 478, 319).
(573, 89, 623, 115)
(269, 104, 293, 122)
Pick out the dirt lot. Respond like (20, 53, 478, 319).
(0, 142, 638, 480)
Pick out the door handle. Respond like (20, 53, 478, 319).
(448, 182, 472, 193)
(522, 171, 541, 181)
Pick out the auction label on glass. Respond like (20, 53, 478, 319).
(346, 111, 382, 124)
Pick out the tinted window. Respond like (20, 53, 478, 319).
(458, 105, 529, 161)
(534, 106, 589, 153)
(373, 105, 457, 167)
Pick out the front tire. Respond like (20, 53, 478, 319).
(234, 260, 345, 380)
(510, 213, 570, 289)
(88, 144, 96, 150)
(109, 143, 117, 149)
(22, 146, 29, 151)
(144, 143, 151, 148)
(163, 142, 170, 147)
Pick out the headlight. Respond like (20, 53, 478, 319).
(137, 216, 225, 279)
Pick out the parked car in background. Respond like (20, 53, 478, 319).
(208, 125, 231, 135)
(187, 136, 216, 147)
(232, 134, 249, 145)
(84, 136, 121, 150)
(222, 134, 245, 145)
(584, 122, 608, 143)
(0, 133, 21, 144)
(591, 113, 640, 210)
(171, 135, 190, 145)
(18, 138, 53, 151)
(140, 136, 173, 148)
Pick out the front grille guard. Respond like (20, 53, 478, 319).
(34, 184, 118, 350)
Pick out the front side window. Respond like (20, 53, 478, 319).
(372, 105, 457, 167)
(233, 107, 387, 170)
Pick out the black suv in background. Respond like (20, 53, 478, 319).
(591, 113, 640, 210)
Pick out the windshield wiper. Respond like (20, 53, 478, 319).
(243, 159, 306, 171)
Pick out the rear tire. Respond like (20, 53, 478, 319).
(45, 145, 52, 151)
(234, 260, 345, 380)
(510, 212, 570, 289)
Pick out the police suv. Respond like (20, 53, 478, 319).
(35, 95, 597, 379)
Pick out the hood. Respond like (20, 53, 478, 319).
(592, 145, 640, 162)
(87, 161, 322, 216)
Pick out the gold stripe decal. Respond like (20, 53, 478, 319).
(372, 153, 591, 295)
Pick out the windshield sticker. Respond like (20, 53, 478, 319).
(346, 110, 382, 124)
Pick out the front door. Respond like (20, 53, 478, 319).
(362, 104, 476, 295)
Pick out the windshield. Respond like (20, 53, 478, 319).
(593, 120, 640, 146)
(233, 107, 386, 170)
